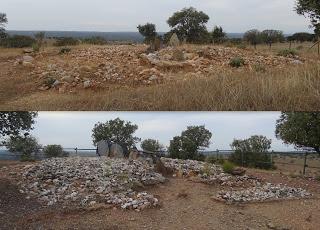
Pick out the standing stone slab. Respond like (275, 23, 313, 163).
(168, 33, 180, 47)
(97, 140, 109, 156)
(109, 144, 124, 158)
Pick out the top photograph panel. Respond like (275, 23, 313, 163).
(0, 0, 319, 111)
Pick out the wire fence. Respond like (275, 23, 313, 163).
(1, 147, 319, 176)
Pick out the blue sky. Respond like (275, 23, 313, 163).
(1, 0, 313, 33)
(25, 112, 296, 151)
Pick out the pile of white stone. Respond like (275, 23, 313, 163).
(161, 158, 250, 186)
(18, 157, 165, 210)
(217, 183, 312, 203)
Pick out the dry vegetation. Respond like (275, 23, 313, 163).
(0, 42, 319, 111)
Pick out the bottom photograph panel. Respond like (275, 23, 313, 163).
(0, 111, 319, 229)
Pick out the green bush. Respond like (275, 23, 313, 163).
(1, 35, 36, 48)
(229, 57, 245, 68)
(43, 144, 69, 158)
(222, 161, 235, 174)
(54, 37, 79, 46)
(277, 49, 298, 57)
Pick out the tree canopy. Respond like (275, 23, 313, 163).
(211, 26, 227, 44)
(261, 30, 285, 48)
(141, 139, 164, 152)
(168, 125, 212, 160)
(243, 29, 263, 48)
(0, 112, 37, 141)
(92, 118, 140, 152)
(137, 23, 157, 44)
(0, 13, 8, 39)
(287, 32, 316, 42)
(230, 135, 273, 169)
(6, 135, 41, 160)
(276, 112, 320, 154)
(167, 7, 210, 43)
(296, 0, 320, 35)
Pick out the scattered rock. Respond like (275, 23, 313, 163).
(217, 183, 312, 203)
(22, 61, 34, 67)
(23, 48, 33, 54)
(61, 76, 74, 83)
(83, 80, 91, 89)
(231, 167, 246, 176)
(22, 55, 34, 62)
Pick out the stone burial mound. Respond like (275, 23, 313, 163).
(18, 157, 165, 211)
(161, 158, 312, 203)
(16, 157, 312, 211)
(13, 44, 304, 93)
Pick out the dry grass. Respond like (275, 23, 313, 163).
(1, 62, 320, 111)
(0, 42, 320, 111)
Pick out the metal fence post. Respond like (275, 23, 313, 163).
(216, 149, 219, 160)
(303, 152, 308, 176)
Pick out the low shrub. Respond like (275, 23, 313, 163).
(277, 49, 298, 57)
(229, 57, 245, 68)
(43, 144, 69, 158)
(1, 35, 36, 48)
(222, 161, 235, 174)
(54, 37, 79, 46)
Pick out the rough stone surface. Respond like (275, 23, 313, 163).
(23, 45, 303, 92)
(97, 140, 109, 156)
(18, 157, 165, 210)
(168, 33, 180, 47)
(217, 183, 312, 203)
(109, 144, 124, 158)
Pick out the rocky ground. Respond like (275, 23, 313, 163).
(10, 44, 303, 93)
(1, 157, 319, 229)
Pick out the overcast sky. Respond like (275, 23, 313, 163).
(21, 112, 296, 151)
(1, 0, 312, 33)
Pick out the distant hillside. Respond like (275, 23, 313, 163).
(7, 31, 245, 42)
